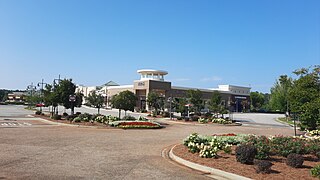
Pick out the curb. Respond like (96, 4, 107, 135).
(169, 144, 252, 180)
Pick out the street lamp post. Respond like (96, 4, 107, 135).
(167, 96, 173, 120)
(37, 79, 47, 112)
(26, 83, 36, 109)
(52, 75, 61, 115)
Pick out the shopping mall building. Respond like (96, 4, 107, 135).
(76, 69, 251, 112)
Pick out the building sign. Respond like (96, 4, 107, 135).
(138, 82, 145, 86)
(235, 96, 247, 99)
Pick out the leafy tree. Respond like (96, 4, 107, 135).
(42, 79, 81, 115)
(43, 84, 58, 115)
(110, 90, 137, 119)
(186, 89, 203, 114)
(57, 79, 77, 110)
(86, 91, 104, 114)
(208, 91, 221, 114)
(0, 89, 10, 102)
(175, 97, 187, 116)
(75, 92, 83, 108)
(289, 66, 320, 130)
(147, 91, 164, 115)
(269, 75, 293, 112)
(250, 91, 265, 111)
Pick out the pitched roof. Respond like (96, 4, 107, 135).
(103, 81, 119, 87)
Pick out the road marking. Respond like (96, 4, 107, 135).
(0, 122, 32, 127)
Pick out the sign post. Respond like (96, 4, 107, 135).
(69, 95, 76, 116)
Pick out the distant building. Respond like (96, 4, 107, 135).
(77, 69, 251, 112)
(7, 92, 26, 103)
(76, 81, 119, 104)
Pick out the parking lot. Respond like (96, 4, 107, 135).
(0, 105, 297, 179)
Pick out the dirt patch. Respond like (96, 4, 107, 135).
(172, 144, 319, 180)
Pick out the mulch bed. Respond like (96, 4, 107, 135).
(34, 114, 112, 128)
(172, 144, 319, 180)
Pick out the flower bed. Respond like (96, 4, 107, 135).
(179, 133, 320, 179)
(173, 144, 319, 179)
(117, 121, 162, 129)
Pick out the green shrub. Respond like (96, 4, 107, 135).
(198, 118, 208, 124)
(137, 116, 148, 121)
(308, 130, 320, 136)
(212, 118, 232, 124)
(106, 115, 120, 121)
(244, 135, 271, 160)
(235, 144, 257, 164)
(62, 112, 68, 117)
(270, 136, 306, 157)
(66, 115, 77, 121)
(183, 133, 231, 158)
(310, 164, 320, 178)
(78, 113, 92, 122)
(72, 116, 82, 123)
(191, 115, 199, 121)
(177, 117, 182, 120)
(95, 115, 107, 123)
(214, 134, 248, 145)
(75, 112, 81, 115)
(161, 111, 170, 118)
(184, 117, 190, 121)
(123, 115, 136, 120)
(35, 111, 42, 115)
(51, 114, 61, 120)
(254, 160, 273, 174)
(286, 153, 304, 168)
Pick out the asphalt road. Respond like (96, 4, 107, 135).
(0, 105, 297, 179)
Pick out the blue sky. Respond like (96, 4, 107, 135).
(0, 0, 319, 93)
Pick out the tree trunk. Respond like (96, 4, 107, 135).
(98, 107, 100, 114)
(118, 109, 121, 119)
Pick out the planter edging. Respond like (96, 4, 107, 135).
(169, 144, 252, 180)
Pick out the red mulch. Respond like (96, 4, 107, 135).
(173, 144, 319, 180)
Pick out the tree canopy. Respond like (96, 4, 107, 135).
(288, 66, 320, 130)
(186, 89, 203, 114)
(147, 91, 164, 115)
(250, 91, 265, 111)
(269, 75, 293, 112)
(110, 90, 137, 119)
(86, 91, 104, 114)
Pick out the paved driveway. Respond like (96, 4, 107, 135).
(0, 105, 298, 179)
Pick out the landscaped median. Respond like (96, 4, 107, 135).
(169, 133, 320, 179)
(34, 111, 163, 129)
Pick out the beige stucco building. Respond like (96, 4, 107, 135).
(77, 69, 251, 112)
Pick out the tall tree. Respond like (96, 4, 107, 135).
(57, 79, 77, 110)
(269, 75, 293, 112)
(250, 91, 265, 111)
(289, 66, 320, 130)
(147, 91, 164, 115)
(175, 97, 187, 116)
(110, 90, 137, 119)
(86, 91, 104, 114)
(186, 89, 203, 114)
(208, 91, 222, 115)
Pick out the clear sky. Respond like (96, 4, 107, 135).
(0, 0, 319, 93)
